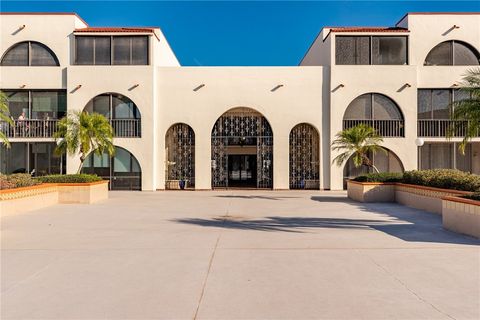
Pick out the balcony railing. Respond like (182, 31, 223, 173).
(343, 120, 405, 137)
(418, 120, 479, 137)
(0, 119, 141, 138)
(0, 120, 59, 138)
(111, 119, 141, 138)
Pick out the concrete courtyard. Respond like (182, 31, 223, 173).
(1, 190, 479, 319)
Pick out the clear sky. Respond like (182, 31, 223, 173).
(2, 1, 479, 66)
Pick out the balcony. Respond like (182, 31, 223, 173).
(417, 120, 479, 137)
(0, 119, 141, 139)
(342, 120, 405, 137)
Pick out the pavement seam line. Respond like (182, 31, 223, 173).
(192, 195, 231, 320)
(359, 249, 457, 320)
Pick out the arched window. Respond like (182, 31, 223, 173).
(82, 146, 142, 190)
(289, 123, 320, 189)
(343, 148, 404, 189)
(84, 93, 141, 137)
(165, 123, 195, 189)
(343, 93, 404, 137)
(1, 41, 59, 66)
(424, 40, 480, 66)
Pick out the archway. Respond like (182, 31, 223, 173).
(343, 148, 404, 189)
(165, 123, 195, 189)
(289, 123, 320, 189)
(84, 93, 141, 137)
(211, 107, 273, 188)
(81, 146, 142, 190)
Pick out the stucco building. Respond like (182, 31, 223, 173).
(0, 12, 479, 190)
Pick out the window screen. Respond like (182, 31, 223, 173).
(372, 37, 407, 65)
(30, 42, 58, 66)
(454, 41, 480, 65)
(424, 41, 480, 66)
(113, 37, 131, 65)
(131, 36, 148, 65)
(344, 93, 402, 120)
(75, 37, 94, 65)
(1, 41, 58, 66)
(95, 37, 111, 65)
(335, 36, 370, 65)
(4, 91, 29, 118)
(31, 91, 66, 119)
(1, 42, 29, 66)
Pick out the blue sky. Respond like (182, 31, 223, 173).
(2, 1, 479, 66)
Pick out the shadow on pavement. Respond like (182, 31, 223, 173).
(172, 194, 480, 246)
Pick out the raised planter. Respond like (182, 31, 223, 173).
(0, 180, 109, 215)
(395, 183, 470, 215)
(442, 196, 480, 238)
(57, 180, 109, 204)
(347, 180, 395, 202)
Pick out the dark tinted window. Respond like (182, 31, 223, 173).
(336, 36, 407, 65)
(424, 40, 480, 66)
(372, 37, 407, 65)
(4, 90, 66, 119)
(1, 41, 59, 66)
(76, 36, 148, 65)
(343, 93, 403, 120)
(84, 93, 140, 119)
(417, 89, 469, 119)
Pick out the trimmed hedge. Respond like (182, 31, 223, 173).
(353, 169, 480, 192)
(402, 169, 480, 192)
(353, 172, 403, 183)
(0, 173, 39, 190)
(462, 192, 480, 201)
(36, 174, 103, 184)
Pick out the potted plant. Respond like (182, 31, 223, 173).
(178, 176, 186, 190)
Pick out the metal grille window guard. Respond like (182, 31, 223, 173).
(417, 120, 479, 137)
(343, 119, 405, 137)
(0, 119, 141, 138)
(165, 123, 195, 188)
(289, 123, 320, 189)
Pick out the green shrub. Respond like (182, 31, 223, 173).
(0, 173, 39, 190)
(462, 192, 480, 201)
(36, 174, 103, 184)
(402, 169, 480, 192)
(353, 172, 403, 183)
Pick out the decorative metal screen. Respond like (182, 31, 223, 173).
(289, 123, 320, 189)
(165, 123, 195, 188)
(211, 107, 273, 188)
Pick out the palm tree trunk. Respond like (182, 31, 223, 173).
(77, 154, 85, 174)
(371, 164, 380, 173)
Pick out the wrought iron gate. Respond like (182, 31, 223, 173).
(289, 123, 320, 189)
(211, 108, 273, 188)
(165, 123, 195, 187)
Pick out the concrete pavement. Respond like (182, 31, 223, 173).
(1, 191, 479, 319)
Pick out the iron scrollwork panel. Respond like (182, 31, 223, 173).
(166, 124, 195, 187)
(289, 124, 320, 189)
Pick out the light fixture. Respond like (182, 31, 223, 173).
(271, 84, 284, 92)
(453, 25, 460, 29)
(339, 84, 345, 88)
(131, 84, 139, 89)
(193, 84, 205, 92)
(19, 24, 26, 30)
(415, 138, 424, 147)
(19, 84, 26, 88)
(452, 83, 459, 87)
(405, 83, 411, 88)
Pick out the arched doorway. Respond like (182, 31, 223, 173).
(165, 123, 195, 189)
(343, 148, 404, 189)
(211, 107, 273, 188)
(289, 123, 320, 189)
(82, 146, 142, 190)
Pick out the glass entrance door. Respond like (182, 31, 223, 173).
(228, 155, 257, 187)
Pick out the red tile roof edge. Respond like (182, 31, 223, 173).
(74, 27, 158, 33)
(328, 27, 409, 33)
(0, 12, 89, 26)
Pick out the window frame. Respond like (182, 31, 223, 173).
(1, 41, 59, 66)
(2, 89, 67, 119)
(74, 35, 150, 66)
(424, 40, 480, 66)
(343, 93, 404, 121)
(417, 88, 468, 119)
(335, 35, 409, 65)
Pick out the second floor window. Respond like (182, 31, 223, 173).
(75, 36, 149, 65)
(417, 89, 469, 119)
(336, 36, 408, 65)
(3, 90, 66, 120)
(1, 41, 59, 66)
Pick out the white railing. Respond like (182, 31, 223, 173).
(343, 120, 405, 137)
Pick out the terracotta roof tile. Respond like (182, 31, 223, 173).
(74, 27, 156, 33)
(329, 27, 409, 33)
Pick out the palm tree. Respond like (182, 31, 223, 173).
(331, 124, 386, 173)
(0, 91, 14, 148)
(54, 111, 115, 173)
(449, 68, 480, 154)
